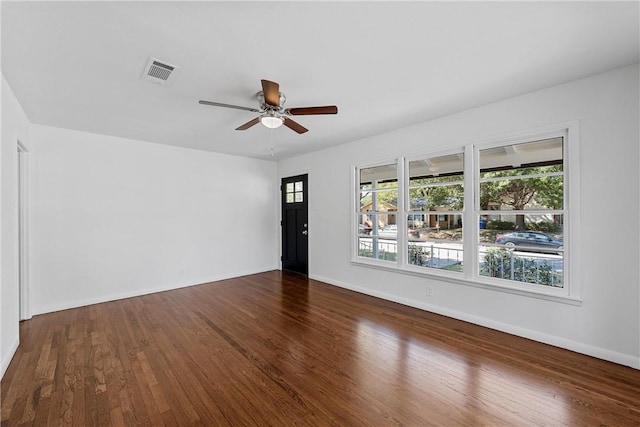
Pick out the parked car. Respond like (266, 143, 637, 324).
(358, 224, 372, 235)
(408, 228, 420, 238)
(495, 231, 563, 254)
(378, 225, 420, 239)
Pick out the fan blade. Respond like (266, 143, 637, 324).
(261, 79, 280, 106)
(235, 117, 261, 131)
(283, 117, 309, 134)
(285, 106, 338, 115)
(199, 100, 260, 113)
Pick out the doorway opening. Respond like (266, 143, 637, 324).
(281, 174, 308, 275)
(17, 141, 30, 320)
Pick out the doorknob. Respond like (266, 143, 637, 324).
(302, 230, 308, 235)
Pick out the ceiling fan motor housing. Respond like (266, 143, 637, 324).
(257, 91, 286, 112)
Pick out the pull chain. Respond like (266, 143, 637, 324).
(270, 127, 275, 157)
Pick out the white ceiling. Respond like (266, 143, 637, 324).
(2, 1, 638, 161)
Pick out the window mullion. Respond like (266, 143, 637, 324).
(409, 180, 464, 190)
(371, 179, 379, 260)
(463, 144, 476, 279)
(397, 157, 406, 268)
(479, 171, 563, 183)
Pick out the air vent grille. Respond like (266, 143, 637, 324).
(141, 57, 179, 84)
(148, 61, 173, 80)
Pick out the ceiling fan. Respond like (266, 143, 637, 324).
(199, 79, 338, 134)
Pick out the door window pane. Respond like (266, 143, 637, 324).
(285, 180, 305, 204)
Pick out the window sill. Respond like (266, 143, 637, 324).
(350, 258, 582, 306)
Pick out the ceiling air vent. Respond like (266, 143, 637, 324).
(141, 57, 179, 85)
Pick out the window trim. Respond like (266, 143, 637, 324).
(405, 147, 466, 275)
(352, 158, 402, 263)
(351, 121, 581, 303)
(472, 124, 576, 298)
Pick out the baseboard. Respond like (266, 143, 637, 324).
(310, 274, 640, 370)
(32, 266, 278, 316)
(1, 337, 20, 379)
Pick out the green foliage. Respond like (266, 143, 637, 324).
(480, 248, 562, 287)
(485, 221, 515, 230)
(535, 173, 564, 210)
(480, 166, 562, 207)
(480, 165, 562, 230)
(360, 181, 399, 209)
(528, 221, 561, 232)
(409, 183, 463, 210)
(358, 247, 397, 262)
(377, 189, 398, 207)
(408, 244, 430, 266)
(441, 263, 463, 272)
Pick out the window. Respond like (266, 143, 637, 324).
(356, 163, 399, 262)
(352, 125, 576, 300)
(477, 136, 565, 288)
(407, 152, 464, 272)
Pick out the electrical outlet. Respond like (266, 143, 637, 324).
(426, 285, 433, 297)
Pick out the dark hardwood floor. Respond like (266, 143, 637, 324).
(2, 271, 639, 426)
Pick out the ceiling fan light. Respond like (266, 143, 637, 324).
(260, 115, 284, 129)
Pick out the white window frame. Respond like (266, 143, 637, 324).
(472, 128, 572, 297)
(352, 158, 403, 267)
(350, 121, 581, 305)
(403, 148, 466, 279)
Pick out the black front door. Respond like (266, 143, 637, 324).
(281, 174, 308, 275)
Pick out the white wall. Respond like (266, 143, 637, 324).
(28, 125, 278, 315)
(278, 64, 640, 368)
(1, 76, 30, 377)
(2, 65, 637, 379)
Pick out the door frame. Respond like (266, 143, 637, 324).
(17, 140, 31, 320)
(280, 173, 309, 275)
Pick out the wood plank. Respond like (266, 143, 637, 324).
(2, 270, 639, 426)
